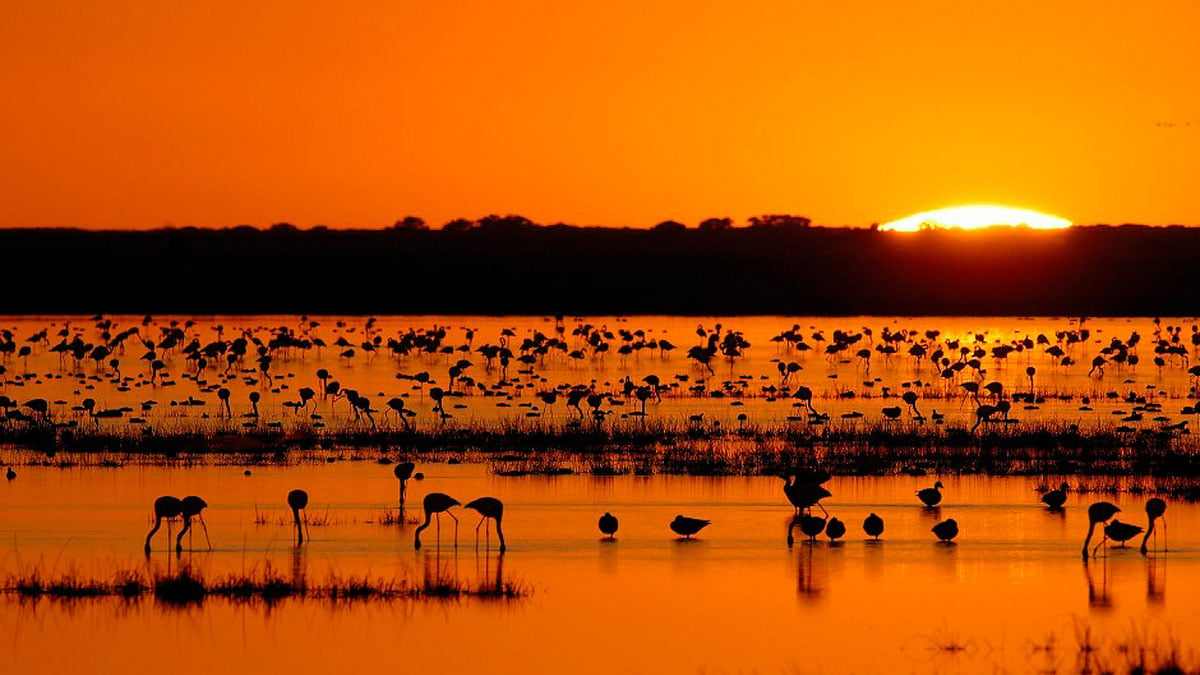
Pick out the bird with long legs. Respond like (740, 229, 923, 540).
(394, 462, 415, 508)
(1103, 520, 1144, 549)
(287, 489, 309, 545)
(414, 493, 460, 550)
(176, 496, 211, 553)
(144, 496, 183, 555)
(1083, 501, 1121, 560)
(782, 471, 831, 517)
(1141, 498, 1167, 554)
(465, 496, 506, 553)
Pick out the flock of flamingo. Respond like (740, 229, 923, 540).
(2, 314, 1200, 436)
(139, 462, 1170, 559)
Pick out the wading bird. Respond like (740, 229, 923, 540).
(414, 492, 460, 550)
(598, 512, 618, 539)
(1042, 482, 1069, 510)
(176, 495, 211, 552)
(144, 495, 184, 554)
(1082, 501, 1121, 560)
(394, 461, 415, 507)
(670, 515, 710, 539)
(465, 497, 506, 553)
(863, 513, 884, 540)
(1141, 498, 1167, 554)
(1103, 520, 1143, 548)
(917, 481, 944, 507)
(932, 518, 958, 542)
(287, 489, 309, 545)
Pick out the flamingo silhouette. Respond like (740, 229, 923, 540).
(393, 461, 415, 507)
(144, 495, 183, 554)
(782, 474, 832, 517)
(1140, 498, 1167, 554)
(287, 489, 309, 545)
(465, 496, 506, 553)
(176, 495, 211, 552)
(414, 492, 460, 550)
(1083, 501, 1121, 560)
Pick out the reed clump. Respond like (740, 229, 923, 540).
(2, 568, 528, 605)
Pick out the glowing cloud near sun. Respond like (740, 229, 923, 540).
(879, 205, 1071, 232)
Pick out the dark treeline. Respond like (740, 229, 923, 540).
(1, 220, 1197, 315)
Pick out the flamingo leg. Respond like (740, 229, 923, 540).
(199, 514, 212, 549)
(447, 510, 459, 547)
(1093, 533, 1108, 558)
(1162, 518, 1167, 552)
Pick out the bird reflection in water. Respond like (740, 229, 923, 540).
(475, 549, 506, 595)
(1083, 559, 1112, 610)
(422, 544, 459, 593)
(290, 545, 307, 589)
(794, 542, 823, 600)
(1146, 555, 1166, 605)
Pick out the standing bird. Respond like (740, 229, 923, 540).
(598, 512, 619, 540)
(144, 495, 184, 554)
(825, 517, 846, 542)
(465, 497, 506, 553)
(414, 492, 460, 550)
(917, 481, 944, 507)
(1140, 498, 1167, 554)
(1041, 482, 1069, 510)
(287, 489, 309, 545)
(670, 515, 710, 539)
(176, 495, 211, 553)
(5, 467, 15, 480)
(394, 461, 415, 507)
(863, 513, 884, 540)
(1082, 501, 1121, 560)
(932, 519, 959, 542)
(1103, 520, 1143, 548)
(782, 474, 832, 517)
(787, 514, 826, 545)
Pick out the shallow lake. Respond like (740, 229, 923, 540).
(1, 314, 1198, 435)
(0, 462, 1195, 674)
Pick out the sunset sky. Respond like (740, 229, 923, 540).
(2, 1, 1197, 229)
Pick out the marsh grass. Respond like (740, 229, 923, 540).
(2, 567, 528, 605)
(7, 412, 1200, 491)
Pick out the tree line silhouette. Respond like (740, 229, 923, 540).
(2, 219, 1197, 315)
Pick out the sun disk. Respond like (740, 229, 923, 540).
(880, 205, 1071, 232)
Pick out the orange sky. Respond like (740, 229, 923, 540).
(1, 1, 1198, 229)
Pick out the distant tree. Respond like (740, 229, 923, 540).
(698, 217, 734, 232)
(392, 216, 428, 230)
(746, 214, 811, 229)
(442, 218, 475, 232)
(652, 220, 687, 232)
(230, 224, 259, 233)
(476, 214, 537, 232)
(270, 222, 299, 232)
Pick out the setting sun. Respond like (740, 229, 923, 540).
(879, 205, 1072, 232)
